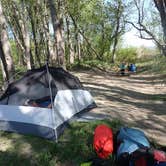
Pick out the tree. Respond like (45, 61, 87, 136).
(48, 0, 65, 68)
(11, 1, 32, 69)
(109, 0, 125, 63)
(154, 0, 166, 55)
(127, 0, 166, 56)
(0, 1, 15, 83)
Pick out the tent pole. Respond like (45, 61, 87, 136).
(46, 63, 58, 142)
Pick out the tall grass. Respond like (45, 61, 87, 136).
(137, 55, 166, 74)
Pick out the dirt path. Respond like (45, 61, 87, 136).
(74, 70, 166, 146)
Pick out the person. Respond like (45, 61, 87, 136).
(119, 62, 126, 75)
(129, 63, 136, 73)
(24, 99, 37, 107)
(24, 96, 53, 108)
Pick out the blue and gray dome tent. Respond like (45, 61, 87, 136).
(0, 66, 96, 140)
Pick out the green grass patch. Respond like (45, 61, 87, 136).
(53, 119, 121, 165)
(150, 95, 166, 101)
(137, 56, 166, 75)
(0, 119, 165, 166)
(67, 60, 115, 72)
(0, 119, 122, 166)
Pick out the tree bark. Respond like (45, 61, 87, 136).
(111, 1, 122, 63)
(42, 2, 56, 65)
(154, 0, 166, 41)
(154, 0, 166, 56)
(0, 1, 15, 83)
(48, 0, 65, 68)
(0, 40, 8, 82)
(11, 2, 32, 69)
(29, 7, 41, 67)
(66, 16, 75, 64)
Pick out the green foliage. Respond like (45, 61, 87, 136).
(10, 40, 19, 64)
(150, 95, 166, 101)
(137, 55, 166, 74)
(116, 47, 137, 63)
(66, 0, 125, 62)
(67, 59, 115, 71)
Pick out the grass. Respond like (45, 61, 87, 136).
(0, 119, 122, 166)
(69, 55, 166, 76)
(68, 60, 116, 72)
(0, 56, 166, 165)
(0, 119, 165, 166)
(137, 55, 166, 75)
(150, 95, 166, 101)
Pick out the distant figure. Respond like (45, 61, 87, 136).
(119, 62, 126, 75)
(129, 63, 136, 73)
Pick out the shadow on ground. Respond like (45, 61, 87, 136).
(74, 70, 166, 146)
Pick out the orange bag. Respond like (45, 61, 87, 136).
(93, 124, 113, 159)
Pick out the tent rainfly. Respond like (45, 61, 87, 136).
(0, 66, 96, 140)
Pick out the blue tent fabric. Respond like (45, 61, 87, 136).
(117, 127, 150, 157)
(117, 139, 139, 157)
(117, 127, 166, 166)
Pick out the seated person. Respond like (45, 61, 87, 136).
(119, 62, 126, 75)
(129, 63, 136, 72)
(25, 96, 53, 108)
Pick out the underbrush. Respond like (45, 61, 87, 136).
(137, 56, 166, 75)
(67, 60, 114, 71)
(68, 55, 166, 76)
(67, 60, 120, 73)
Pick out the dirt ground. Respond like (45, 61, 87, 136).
(74, 70, 166, 146)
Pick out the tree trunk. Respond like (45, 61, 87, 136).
(66, 16, 75, 64)
(0, 41, 8, 82)
(43, 4, 56, 65)
(48, 0, 65, 68)
(11, 2, 32, 69)
(111, 1, 122, 63)
(0, 1, 15, 83)
(154, 0, 166, 56)
(30, 12, 41, 67)
(24, 26, 31, 69)
(154, 0, 166, 41)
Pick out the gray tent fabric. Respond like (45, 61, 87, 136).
(0, 66, 96, 140)
(0, 66, 83, 105)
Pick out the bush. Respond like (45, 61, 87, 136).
(68, 60, 114, 71)
(116, 47, 137, 63)
(137, 55, 166, 74)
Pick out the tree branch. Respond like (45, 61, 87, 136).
(69, 13, 101, 60)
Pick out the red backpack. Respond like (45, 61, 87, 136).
(93, 124, 113, 159)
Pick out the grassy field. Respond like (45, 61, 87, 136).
(136, 56, 166, 75)
(0, 120, 121, 166)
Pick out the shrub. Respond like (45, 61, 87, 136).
(116, 47, 137, 63)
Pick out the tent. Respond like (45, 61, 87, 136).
(0, 66, 96, 140)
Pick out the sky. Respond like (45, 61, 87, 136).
(123, 29, 156, 48)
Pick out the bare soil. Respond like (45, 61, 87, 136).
(74, 70, 166, 146)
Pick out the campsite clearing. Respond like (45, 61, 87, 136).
(74, 70, 166, 146)
(0, 70, 165, 146)
(0, 70, 165, 165)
